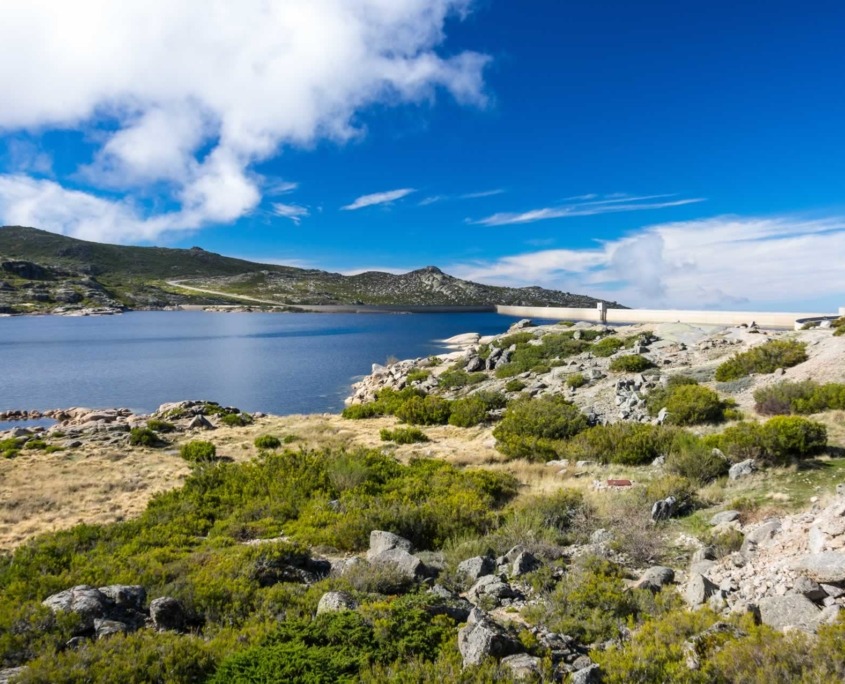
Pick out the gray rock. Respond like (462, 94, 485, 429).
(317, 591, 357, 615)
(98, 585, 146, 611)
(692, 546, 717, 563)
(759, 594, 820, 631)
(511, 551, 541, 578)
(42, 585, 110, 630)
(331, 556, 369, 577)
(821, 583, 845, 599)
(572, 663, 603, 684)
(789, 577, 826, 604)
(729, 459, 756, 480)
(808, 526, 828, 554)
(370, 548, 427, 580)
(651, 495, 677, 521)
(689, 560, 716, 576)
(149, 597, 186, 632)
(457, 556, 495, 583)
(94, 618, 128, 639)
(367, 530, 413, 560)
(465, 356, 485, 372)
(467, 574, 517, 605)
(635, 566, 675, 592)
(187, 415, 213, 430)
(501, 653, 542, 680)
(590, 529, 613, 545)
(0, 668, 25, 684)
(795, 552, 845, 583)
(709, 510, 741, 526)
(656, 407, 669, 425)
(743, 519, 782, 552)
(457, 608, 522, 668)
(685, 573, 719, 607)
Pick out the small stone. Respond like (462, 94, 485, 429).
(635, 566, 675, 592)
(709, 511, 741, 526)
(317, 591, 357, 615)
(685, 573, 719, 607)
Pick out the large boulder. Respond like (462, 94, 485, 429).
(42, 586, 110, 630)
(635, 566, 675, 593)
(794, 552, 845, 584)
(684, 573, 719, 607)
(457, 608, 522, 667)
(729, 459, 756, 480)
(709, 510, 741, 526)
(367, 530, 413, 560)
(317, 591, 357, 615)
(572, 664, 603, 684)
(456, 556, 495, 584)
(467, 575, 518, 606)
(510, 551, 541, 578)
(369, 548, 427, 581)
(98, 585, 146, 611)
(758, 594, 821, 632)
(501, 653, 542, 680)
(149, 597, 186, 632)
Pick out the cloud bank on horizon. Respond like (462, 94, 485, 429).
(450, 215, 845, 311)
(0, 0, 487, 242)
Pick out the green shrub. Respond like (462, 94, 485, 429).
(705, 416, 827, 465)
(147, 418, 176, 433)
(833, 317, 845, 336)
(609, 354, 654, 373)
(662, 385, 726, 425)
(504, 379, 526, 392)
(129, 427, 160, 447)
(23, 439, 48, 450)
(394, 395, 452, 426)
(380, 427, 430, 444)
(0, 437, 24, 458)
(342, 403, 380, 420)
(373, 387, 428, 415)
(566, 373, 588, 389)
(754, 380, 845, 415)
(591, 337, 624, 357)
(438, 370, 486, 389)
(494, 331, 590, 378)
(406, 369, 431, 383)
(254, 434, 282, 450)
(180, 440, 217, 462)
(447, 396, 489, 427)
(566, 423, 678, 466)
(221, 412, 253, 427)
(493, 396, 588, 461)
(665, 436, 730, 485)
(714, 339, 808, 381)
(493, 332, 535, 348)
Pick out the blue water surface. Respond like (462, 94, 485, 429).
(0, 311, 526, 415)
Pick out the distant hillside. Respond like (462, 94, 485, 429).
(0, 226, 625, 312)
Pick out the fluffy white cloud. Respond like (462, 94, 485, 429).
(342, 188, 416, 211)
(0, 0, 488, 241)
(449, 215, 845, 310)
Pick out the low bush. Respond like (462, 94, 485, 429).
(665, 436, 730, 485)
(221, 412, 253, 427)
(254, 434, 282, 450)
(23, 439, 48, 450)
(394, 395, 452, 426)
(591, 337, 624, 357)
(493, 396, 589, 462)
(714, 339, 808, 381)
(833, 317, 845, 336)
(494, 331, 590, 378)
(0, 437, 24, 458)
(342, 403, 380, 420)
(146, 418, 176, 433)
(566, 372, 587, 389)
(180, 440, 217, 462)
(447, 396, 488, 427)
(380, 427, 430, 444)
(609, 354, 654, 373)
(128, 427, 160, 447)
(659, 384, 727, 426)
(566, 423, 677, 466)
(406, 369, 431, 383)
(754, 380, 845, 415)
(504, 379, 526, 392)
(704, 416, 827, 465)
(437, 370, 486, 389)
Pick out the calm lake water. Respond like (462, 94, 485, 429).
(0, 311, 526, 415)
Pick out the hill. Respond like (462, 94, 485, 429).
(0, 226, 624, 312)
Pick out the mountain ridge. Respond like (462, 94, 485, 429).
(0, 226, 625, 312)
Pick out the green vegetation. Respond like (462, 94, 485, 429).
(394, 395, 452, 426)
(566, 423, 678, 466)
(704, 416, 827, 465)
(754, 380, 845, 415)
(254, 435, 282, 450)
(494, 331, 592, 378)
(833, 317, 845, 336)
(493, 396, 589, 461)
(566, 372, 587, 389)
(405, 369, 431, 384)
(591, 336, 624, 357)
(714, 339, 808, 381)
(146, 418, 176, 433)
(380, 427, 430, 444)
(221, 412, 253, 427)
(437, 369, 487, 389)
(646, 377, 729, 425)
(179, 440, 217, 462)
(0, 437, 25, 458)
(129, 427, 161, 447)
(609, 354, 655, 373)
(504, 379, 526, 392)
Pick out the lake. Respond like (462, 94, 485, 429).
(0, 311, 527, 416)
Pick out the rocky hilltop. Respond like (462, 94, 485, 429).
(1, 317, 845, 682)
(0, 226, 622, 313)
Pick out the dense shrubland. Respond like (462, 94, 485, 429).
(754, 380, 845, 415)
(714, 339, 808, 381)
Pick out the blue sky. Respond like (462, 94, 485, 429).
(0, 0, 844, 310)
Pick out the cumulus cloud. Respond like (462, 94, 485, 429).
(0, 0, 489, 241)
(342, 188, 416, 211)
(469, 194, 705, 226)
(448, 215, 845, 310)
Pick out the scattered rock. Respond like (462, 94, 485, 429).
(635, 566, 675, 592)
(685, 573, 719, 607)
(501, 653, 542, 680)
(794, 552, 845, 584)
(367, 530, 413, 560)
(149, 597, 186, 632)
(457, 556, 495, 583)
(729, 459, 756, 480)
(457, 608, 522, 668)
(571, 663, 602, 684)
(317, 591, 357, 614)
(758, 594, 821, 631)
(467, 574, 518, 606)
(510, 551, 541, 578)
(709, 510, 741, 526)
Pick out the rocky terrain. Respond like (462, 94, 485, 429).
(1, 319, 845, 682)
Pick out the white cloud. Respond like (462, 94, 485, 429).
(460, 188, 504, 199)
(470, 194, 705, 226)
(418, 188, 504, 206)
(0, 0, 489, 242)
(272, 202, 310, 225)
(342, 188, 416, 211)
(265, 180, 299, 196)
(448, 215, 845, 310)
